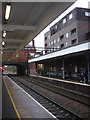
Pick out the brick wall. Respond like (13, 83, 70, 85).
(29, 62, 36, 75)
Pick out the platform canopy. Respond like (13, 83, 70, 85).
(28, 42, 90, 63)
(1, 1, 75, 63)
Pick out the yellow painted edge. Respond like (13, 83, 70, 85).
(3, 79, 21, 120)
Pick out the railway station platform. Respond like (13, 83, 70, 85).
(29, 74, 90, 106)
(2, 79, 18, 119)
(29, 74, 90, 91)
(2, 76, 56, 119)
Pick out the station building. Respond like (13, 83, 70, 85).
(28, 7, 90, 83)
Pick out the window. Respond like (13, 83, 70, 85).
(48, 35, 50, 39)
(45, 43, 47, 47)
(86, 32, 90, 40)
(69, 13, 73, 19)
(71, 39, 77, 44)
(54, 47, 56, 51)
(63, 18, 66, 24)
(54, 39, 56, 44)
(45, 37, 47, 40)
(71, 28, 76, 35)
(49, 42, 50, 46)
(51, 48, 53, 51)
(61, 43, 64, 48)
(66, 33, 68, 38)
(66, 42, 68, 47)
(60, 35, 64, 40)
(45, 50, 47, 54)
(55, 25, 57, 29)
(51, 25, 57, 36)
(57, 37, 60, 42)
(85, 12, 90, 16)
(51, 41, 53, 45)
(57, 46, 59, 49)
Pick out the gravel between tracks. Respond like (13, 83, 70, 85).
(12, 76, 90, 119)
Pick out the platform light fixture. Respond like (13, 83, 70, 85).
(2, 42, 5, 46)
(3, 31, 6, 38)
(5, 4, 11, 20)
(1, 51, 3, 54)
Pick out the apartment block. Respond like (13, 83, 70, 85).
(44, 8, 90, 54)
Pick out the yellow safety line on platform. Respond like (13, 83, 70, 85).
(3, 79, 21, 120)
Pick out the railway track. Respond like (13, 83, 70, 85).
(10, 76, 83, 120)
(13, 76, 90, 106)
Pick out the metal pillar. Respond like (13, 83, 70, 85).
(0, 2, 2, 119)
(62, 59, 65, 79)
(87, 54, 90, 83)
(27, 49, 30, 75)
(49, 61, 50, 78)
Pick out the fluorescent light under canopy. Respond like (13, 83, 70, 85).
(5, 4, 11, 20)
(3, 31, 6, 38)
(2, 42, 5, 46)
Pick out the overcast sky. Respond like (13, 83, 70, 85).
(29, 0, 90, 48)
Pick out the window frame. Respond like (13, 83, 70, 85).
(63, 18, 66, 24)
(54, 39, 56, 44)
(69, 13, 73, 19)
(71, 28, 76, 35)
(85, 11, 90, 16)
(60, 34, 64, 40)
(57, 37, 60, 42)
(66, 33, 69, 38)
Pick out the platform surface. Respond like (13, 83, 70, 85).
(3, 76, 56, 119)
(2, 80, 18, 119)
